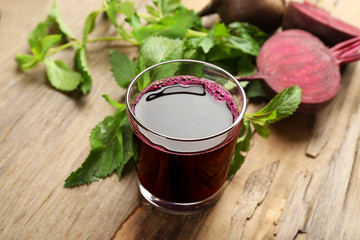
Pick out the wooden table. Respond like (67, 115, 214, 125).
(1, 0, 360, 239)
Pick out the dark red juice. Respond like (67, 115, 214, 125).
(131, 76, 241, 203)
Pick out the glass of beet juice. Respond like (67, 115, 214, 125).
(126, 59, 246, 213)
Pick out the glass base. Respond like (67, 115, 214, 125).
(138, 181, 225, 214)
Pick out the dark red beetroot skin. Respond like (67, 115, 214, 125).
(239, 29, 360, 113)
(283, 1, 360, 46)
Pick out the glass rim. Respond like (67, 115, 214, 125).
(125, 59, 247, 142)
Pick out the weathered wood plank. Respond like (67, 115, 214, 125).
(114, 202, 206, 240)
(1, 0, 360, 239)
(274, 171, 312, 240)
(304, 105, 360, 239)
(227, 161, 280, 239)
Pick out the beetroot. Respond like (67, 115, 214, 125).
(283, 1, 360, 46)
(199, 0, 285, 33)
(238, 29, 360, 112)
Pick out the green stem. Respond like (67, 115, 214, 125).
(137, 13, 160, 23)
(186, 29, 207, 38)
(48, 35, 139, 56)
(50, 41, 78, 54)
(88, 36, 139, 45)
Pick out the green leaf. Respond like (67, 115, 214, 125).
(238, 119, 252, 152)
(183, 47, 205, 61)
(135, 56, 150, 92)
(83, 10, 100, 44)
(228, 150, 245, 178)
(248, 86, 302, 123)
(252, 122, 270, 138)
(74, 47, 92, 94)
(225, 22, 268, 56)
(16, 54, 39, 71)
(245, 86, 302, 139)
(139, 35, 183, 67)
(116, 120, 134, 179)
(119, 0, 135, 17)
(226, 36, 260, 56)
(48, 2, 75, 40)
(31, 34, 62, 61)
(237, 55, 256, 77)
(64, 108, 133, 187)
(227, 22, 268, 45)
(105, 0, 120, 26)
(138, 36, 183, 84)
(196, 36, 214, 54)
(214, 22, 228, 37)
(105, 0, 133, 42)
(109, 50, 136, 89)
(126, 12, 141, 30)
(227, 119, 251, 178)
(103, 94, 125, 109)
(132, 9, 196, 42)
(146, 5, 160, 18)
(244, 81, 268, 99)
(45, 58, 82, 91)
(155, 0, 181, 17)
(28, 21, 52, 49)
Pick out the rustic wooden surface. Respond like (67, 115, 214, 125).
(1, 0, 360, 239)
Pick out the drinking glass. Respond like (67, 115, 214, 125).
(125, 59, 247, 213)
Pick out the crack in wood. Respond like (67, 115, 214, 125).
(304, 105, 360, 240)
(227, 161, 279, 239)
(274, 171, 312, 240)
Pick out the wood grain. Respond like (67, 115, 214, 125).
(1, 0, 360, 239)
(274, 171, 312, 240)
(227, 161, 279, 239)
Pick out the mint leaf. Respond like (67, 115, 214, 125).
(83, 10, 100, 44)
(135, 56, 150, 91)
(132, 9, 197, 42)
(109, 50, 136, 89)
(119, 0, 136, 17)
(244, 81, 268, 99)
(48, 2, 75, 40)
(138, 36, 183, 85)
(140, 36, 183, 68)
(29, 33, 61, 62)
(154, 0, 181, 17)
(74, 47, 92, 94)
(126, 12, 141, 30)
(224, 22, 268, 56)
(237, 55, 256, 77)
(103, 94, 125, 109)
(28, 21, 52, 49)
(229, 86, 301, 176)
(116, 120, 134, 179)
(199, 36, 214, 54)
(245, 86, 302, 139)
(227, 22, 268, 46)
(16, 54, 39, 71)
(105, 0, 134, 42)
(45, 58, 82, 91)
(32, 34, 62, 61)
(248, 86, 302, 123)
(214, 22, 228, 37)
(146, 5, 160, 19)
(228, 119, 251, 178)
(64, 106, 132, 187)
(251, 122, 270, 138)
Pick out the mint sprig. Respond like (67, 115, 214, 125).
(16, 0, 301, 187)
(227, 85, 302, 177)
(64, 95, 133, 187)
(16, 0, 267, 95)
(64, 85, 301, 187)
